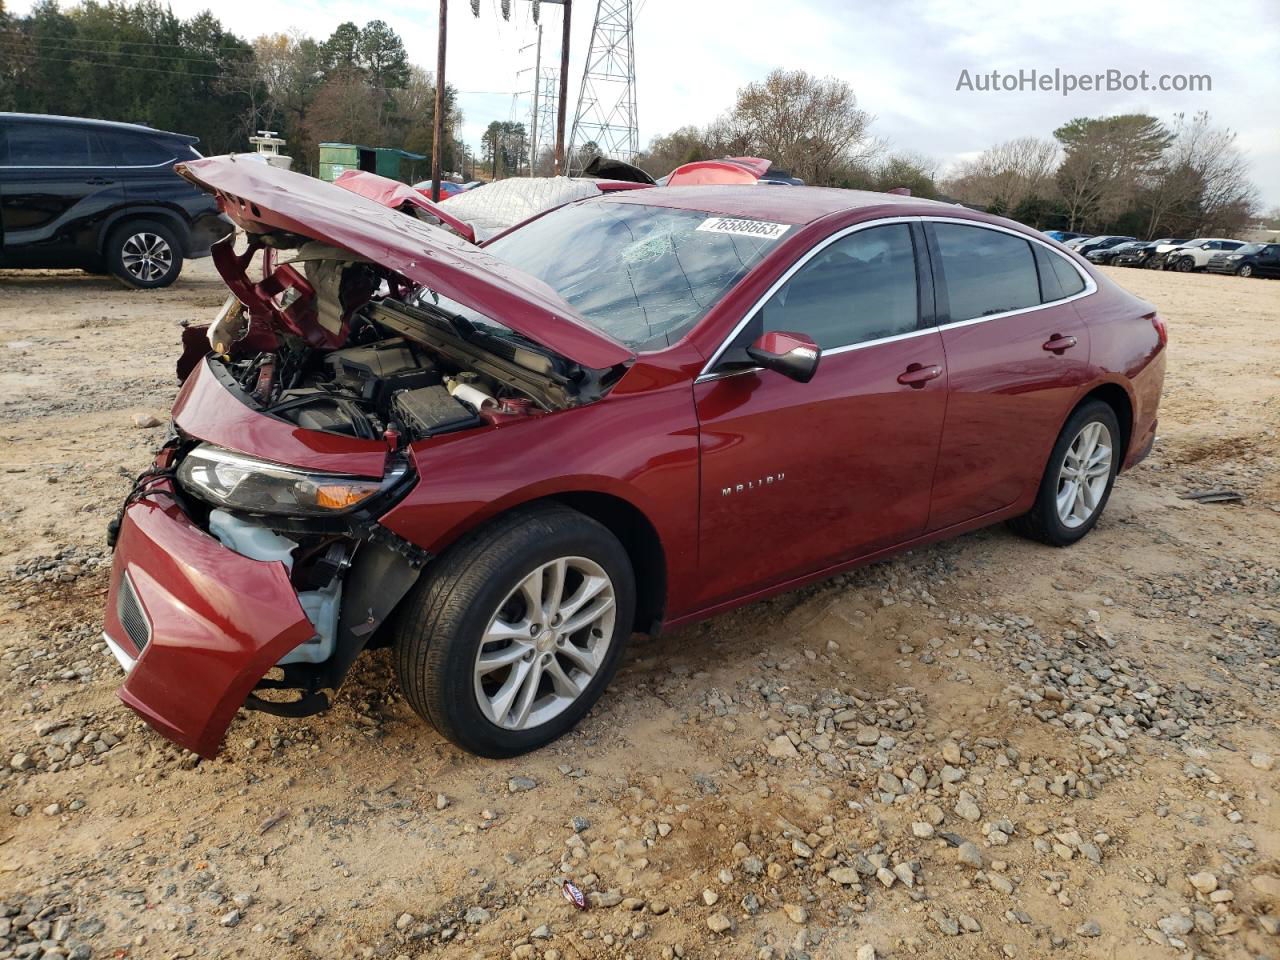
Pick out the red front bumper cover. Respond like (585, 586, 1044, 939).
(104, 484, 315, 758)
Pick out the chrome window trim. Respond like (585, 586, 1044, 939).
(696, 214, 1097, 383)
(0, 160, 176, 170)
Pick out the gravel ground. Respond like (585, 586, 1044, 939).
(0, 261, 1277, 960)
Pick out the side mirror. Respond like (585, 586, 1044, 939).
(746, 331, 821, 383)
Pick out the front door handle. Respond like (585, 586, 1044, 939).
(897, 363, 943, 388)
(1043, 334, 1078, 354)
(84, 177, 113, 185)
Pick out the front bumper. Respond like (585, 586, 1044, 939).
(104, 482, 315, 758)
(1204, 260, 1239, 274)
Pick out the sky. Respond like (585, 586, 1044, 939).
(14, 0, 1280, 207)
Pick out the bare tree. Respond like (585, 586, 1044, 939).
(725, 69, 877, 185)
(943, 136, 1058, 210)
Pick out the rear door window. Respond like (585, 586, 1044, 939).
(932, 223, 1041, 321)
(4, 123, 95, 166)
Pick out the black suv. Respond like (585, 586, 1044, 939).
(0, 113, 232, 288)
(1205, 241, 1280, 278)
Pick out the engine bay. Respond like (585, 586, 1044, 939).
(200, 239, 621, 444)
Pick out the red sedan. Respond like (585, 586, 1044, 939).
(103, 158, 1166, 759)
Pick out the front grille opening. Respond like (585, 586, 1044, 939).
(117, 575, 151, 652)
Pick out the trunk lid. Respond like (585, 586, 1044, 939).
(176, 156, 635, 370)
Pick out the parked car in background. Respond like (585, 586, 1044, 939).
(1043, 230, 1089, 243)
(1205, 241, 1280, 277)
(102, 157, 1166, 760)
(1076, 235, 1136, 256)
(1114, 238, 1184, 269)
(0, 113, 231, 287)
(412, 179, 465, 199)
(1163, 238, 1245, 272)
(1086, 240, 1146, 266)
(1140, 238, 1191, 270)
(1062, 236, 1093, 250)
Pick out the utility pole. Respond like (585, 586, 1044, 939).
(431, 0, 447, 201)
(555, 0, 571, 174)
(529, 24, 542, 175)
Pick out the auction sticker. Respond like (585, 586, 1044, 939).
(696, 217, 791, 240)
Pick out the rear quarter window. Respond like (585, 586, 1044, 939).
(1045, 247, 1086, 298)
(96, 130, 179, 166)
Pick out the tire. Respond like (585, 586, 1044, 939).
(1238, 264, 1253, 278)
(1176, 256, 1196, 273)
(105, 219, 183, 289)
(1008, 400, 1121, 547)
(393, 504, 635, 758)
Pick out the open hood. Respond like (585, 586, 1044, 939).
(176, 156, 634, 370)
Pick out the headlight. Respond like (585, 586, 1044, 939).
(1226, 254, 1242, 260)
(177, 444, 388, 516)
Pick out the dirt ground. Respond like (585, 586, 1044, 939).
(0, 260, 1277, 960)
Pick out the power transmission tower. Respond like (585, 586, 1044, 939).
(531, 68, 559, 174)
(568, 0, 638, 173)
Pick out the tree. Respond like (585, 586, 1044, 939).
(634, 125, 714, 177)
(319, 21, 361, 77)
(480, 120, 529, 179)
(943, 137, 1058, 212)
(303, 71, 383, 148)
(357, 20, 409, 92)
(725, 69, 876, 185)
(1052, 114, 1172, 231)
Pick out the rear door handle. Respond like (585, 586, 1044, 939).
(1042, 334, 1078, 354)
(897, 363, 943, 388)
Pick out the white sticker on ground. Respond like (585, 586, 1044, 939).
(695, 217, 791, 240)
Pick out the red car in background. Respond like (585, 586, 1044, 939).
(102, 157, 1165, 759)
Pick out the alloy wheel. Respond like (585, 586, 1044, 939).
(1056, 421, 1113, 529)
(473, 556, 616, 730)
(1239, 264, 1253, 278)
(121, 232, 174, 283)
(1177, 257, 1195, 272)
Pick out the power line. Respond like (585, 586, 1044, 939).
(0, 44, 228, 80)
(0, 35, 239, 67)
(0, 27, 241, 54)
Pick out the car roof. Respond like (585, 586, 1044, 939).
(596, 184, 960, 225)
(0, 112, 199, 144)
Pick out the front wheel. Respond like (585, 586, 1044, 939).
(1238, 264, 1254, 278)
(393, 504, 635, 757)
(1176, 256, 1196, 273)
(1008, 400, 1121, 547)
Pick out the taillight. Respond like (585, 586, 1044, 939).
(1150, 313, 1168, 348)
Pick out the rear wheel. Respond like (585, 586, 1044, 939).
(393, 504, 635, 757)
(106, 219, 182, 289)
(1008, 400, 1120, 547)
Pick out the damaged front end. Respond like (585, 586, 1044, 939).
(103, 156, 634, 758)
